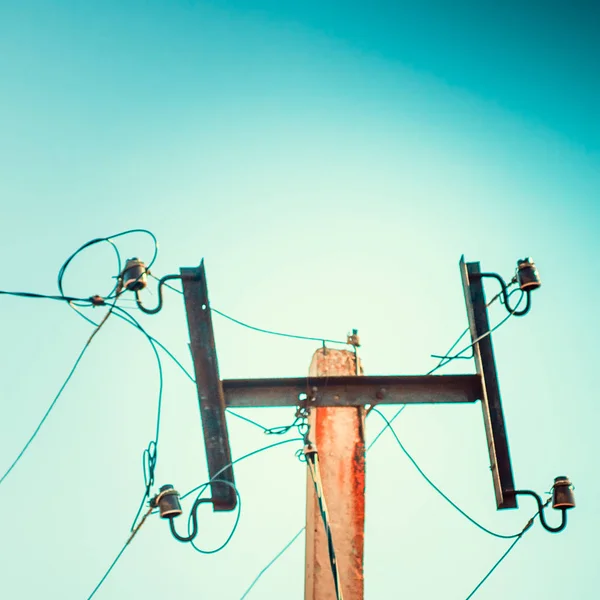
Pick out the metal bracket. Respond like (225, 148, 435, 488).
(222, 374, 482, 407)
(178, 258, 518, 514)
(460, 256, 517, 509)
(180, 261, 236, 512)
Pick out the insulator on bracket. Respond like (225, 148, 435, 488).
(516, 257, 541, 292)
(122, 257, 148, 291)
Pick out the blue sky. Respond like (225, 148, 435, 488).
(0, 2, 598, 598)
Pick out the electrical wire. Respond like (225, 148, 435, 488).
(432, 289, 525, 367)
(187, 479, 242, 555)
(151, 272, 350, 346)
(375, 288, 525, 450)
(58, 237, 122, 308)
(179, 437, 303, 501)
(426, 328, 472, 376)
(0, 290, 95, 303)
(239, 527, 305, 599)
(464, 535, 524, 599)
(366, 405, 407, 450)
(100, 306, 165, 532)
(87, 437, 303, 599)
(56, 229, 158, 327)
(211, 307, 350, 346)
(463, 501, 545, 600)
(86, 499, 159, 600)
(370, 408, 524, 539)
(110, 305, 273, 436)
(86, 539, 129, 600)
(0, 305, 115, 488)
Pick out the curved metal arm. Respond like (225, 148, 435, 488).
(168, 498, 214, 542)
(514, 490, 568, 533)
(135, 274, 182, 315)
(477, 272, 532, 317)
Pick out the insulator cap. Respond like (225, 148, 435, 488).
(122, 258, 148, 291)
(552, 476, 575, 510)
(517, 257, 541, 292)
(154, 484, 183, 519)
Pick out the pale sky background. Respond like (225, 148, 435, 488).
(0, 1, 598, 599)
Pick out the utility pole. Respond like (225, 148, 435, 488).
(305, 347, 365, 600)
(168, 256, 550, 598)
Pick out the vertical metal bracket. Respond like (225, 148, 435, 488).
(180, 260, 236, 511)
(460, 256, 517, 509)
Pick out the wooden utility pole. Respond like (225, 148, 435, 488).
(305, 348, 365, 600)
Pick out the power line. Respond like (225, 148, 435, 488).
(86, 437, 303, 598)
(57, 229, 158, 304)
(464, 494, 550, 599)
(0, 290, 95, 303)
(0, 306, 115, 488)
(100, 306, 165, 532)
(211, 307, 350, 346)
(179, 437, 303, 501)
(377, 288, 525, 448)
(432, 289, 525, 367)
(239, 527, 305, 599)
(153, 273, 351, 346)
(370, 408, 523, 540)
(86, 539, 129, 600)
(110, 305, 277, 436)
(57, 230, 158, 328)
(464, 535, 524, 599)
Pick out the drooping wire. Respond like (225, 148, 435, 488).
(111, 306, 195, 382)
(100, 305, 165, 532)
(211, 308, 350, 346)
(87, 437, 303, 599)
(0, 305, 116, 488)
(110, 305, 274, 436)
(179, 437, 303, 502)
(56, 229, 158, 326)
(370, 408, 524, 539)
(151, 273, 351, 346)
(226, 410, 271, 432)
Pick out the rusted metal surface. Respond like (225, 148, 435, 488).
(222, 374, 481, 407)
(460, 256, 517, 510)
(305, 348, 365, 600)
(180, 261, 236, 511)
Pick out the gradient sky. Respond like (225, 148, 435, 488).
(1, 2, 598, 599)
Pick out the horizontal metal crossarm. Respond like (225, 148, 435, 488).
(222, 374, 482, 408)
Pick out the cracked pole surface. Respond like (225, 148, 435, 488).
(305, 347, 365, 600)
